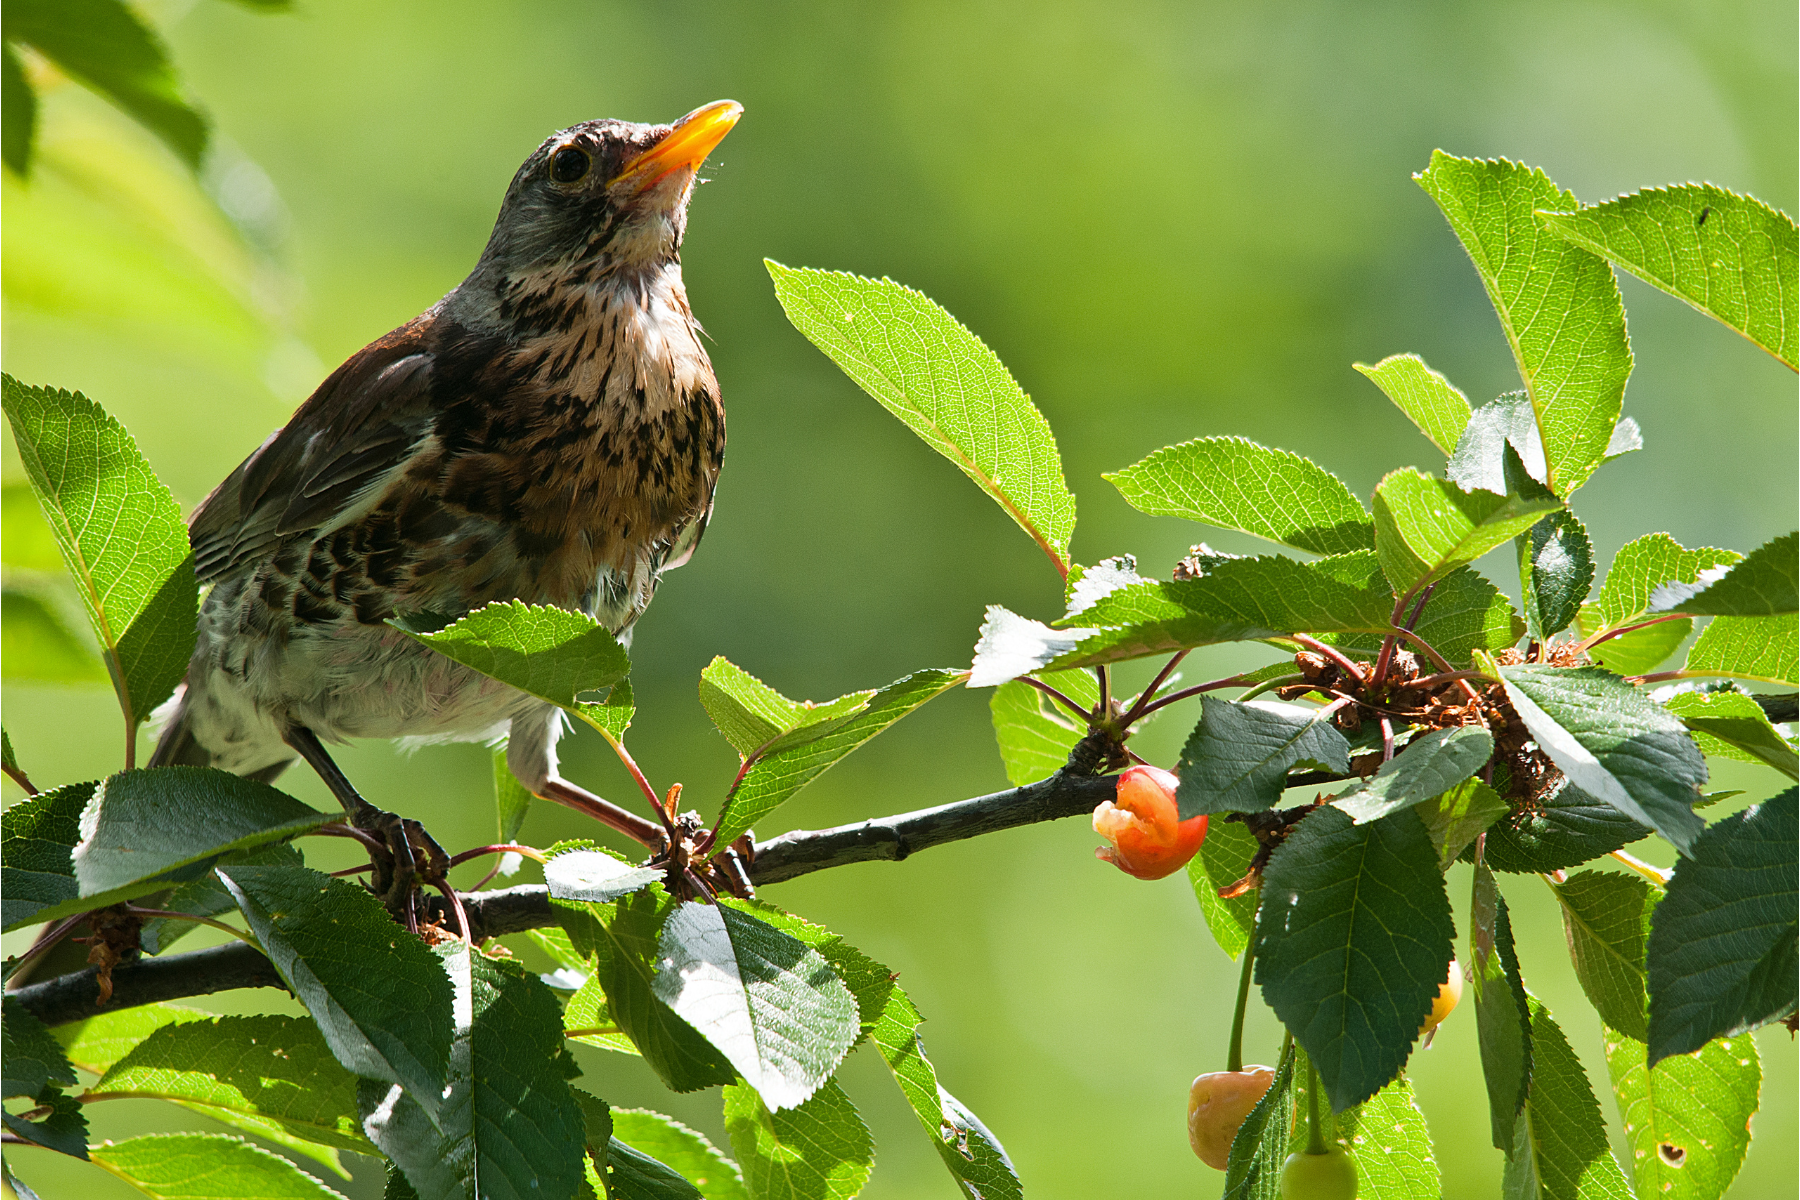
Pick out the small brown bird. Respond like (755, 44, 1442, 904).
(151, 101, 741, 888)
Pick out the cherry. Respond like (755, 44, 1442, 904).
(1419, 957, 1463, 1044)
(1092, 765, 1207, 880)
(1188, 1065, 1275, 1169)
(1280, 1147, 1357, 1198)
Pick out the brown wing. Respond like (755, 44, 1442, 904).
(189, 318, 440, 583)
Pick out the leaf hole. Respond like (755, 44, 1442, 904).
(1657, 1142, 1686, 1167)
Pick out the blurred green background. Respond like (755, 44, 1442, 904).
(3, 0, 1794, 1196)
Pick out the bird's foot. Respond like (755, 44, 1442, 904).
(351, 802, 450, 924)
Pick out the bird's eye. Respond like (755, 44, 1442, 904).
(551, 145, 590, 183)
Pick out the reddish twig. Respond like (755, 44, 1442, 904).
(1020, 675, 1093, 722)
(1290, 634, 1368, 685)
(1130, 674, 1254, 720)
(1121, 650, 1190, 724)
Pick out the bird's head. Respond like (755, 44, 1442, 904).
(469, 100, 742, 286)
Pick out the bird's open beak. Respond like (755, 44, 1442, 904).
(615, 100, 743, 193)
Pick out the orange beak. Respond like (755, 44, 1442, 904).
(615, 99, 743, 192)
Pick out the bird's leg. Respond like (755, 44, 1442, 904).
(283, 725, 448, 917)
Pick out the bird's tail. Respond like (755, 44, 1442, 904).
(148, 686, 291, 784)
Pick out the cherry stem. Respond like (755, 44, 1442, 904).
(433, 881, 472, 943)
(1380, 716, 1396, 762)
(446, 843, 547, 870)
(311, 822, 389, 856)
(603, 733, 669, 825)
(1130, 674, 1253, 721)
(1095, 665, 1112, 718)
(330, 864, 375, 877)
(1290, 634, 1367, 685)
(1626, 669, 1701, 686)
(1226, 940, 1256, 1073)
(1121, 650, 1190, 724)
(1306, 1054, 1327, 1155)
(1020, 675, 1092, 721)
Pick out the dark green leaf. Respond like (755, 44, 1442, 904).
(54, 1002, 211, 1074)
(139, 841, 303, 956)
(1663, 688, 1798, 778)
(545, 847, 661, 905)
(1, 42, 34, 176)
(1, 586, 106, 683)
(1499, 665, 1707, 854)
(1, 376, 197, 729)
(1, 1087, 86, 1160)
(766, 262, 1076, 575)
(1502, 996, 1634, 1200)
(610, 1109, 746, 1200)
(1404, 565, 1526, 665)
(698, 657, 873, 761)
(1103, 436, 1372, 555)
(1373, 468, 1560, 596)
(988, 671, 1093, 785)
(1538, 184, 1799, 369)
(1415, 154, 1632, 496)
(1176, 697, 1351, 817)
(713, 669, 962, 847)
(1551, 871, 1656, 1041)
(1187, 816, 1259, 959)
(1646, 789, 1797, 1063)
(1221, 1040, 1294, 1200)
(1256, 807, 1455, 1111)
(1520, 511, 1594, 640)
(1417, 777, 1509, 871)
(721, 1079, 874, 1200)
(1685, 613, 1798, 685)
(652, 901, 858, 1111)
(217, 864, 453, 1118)
(1, 997, 75, 1098)
(89, 1133, 349, 1199)
(1471, 866, 1532, 1150)
(1648, 531, 1797, 616)
(1331, 727, 1493, 824)
(0, 779, 89, 931)
(492, 744, 533, 843)
(605, 1136, 706, 1200)
(1604, 1028, 1759, 1200)
(1353, 353, 1472, 455)
(1479, 779, 1651, 874)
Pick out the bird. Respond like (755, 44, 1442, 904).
(150, 101, 742, 899)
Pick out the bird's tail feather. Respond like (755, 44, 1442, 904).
(148, 686, 291, 784)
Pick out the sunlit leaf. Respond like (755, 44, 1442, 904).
(1353, 353, 1472, 455)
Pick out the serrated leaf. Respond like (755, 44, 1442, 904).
(1663, 689, 1798, 777)
(1, 376, 197, 731)
(1648, 531, 1798, 616)
(652, 902, 857, 1112)
(1, 997, 76, 1098)
(1373, 468, 1561, 596)
(1, 1086, 86, 1159)
(1520, 511, 1594, 640)
(1176, 697, 1351, 817)
(1499, 665, 1707, 854)
(0, 777, 88, 930)
(1103, 436, 1372, 556)
(3, 0, 208, 170)
(1415, 154, 1632, 496)
(140, 841, 304, 956)
(604, 1136, 705, 1200)
(545, 847, 661, 905)
(359, 944, 588, 1200)
(1684, 612, 1798, 685)
(1221, 1041, 1294, 1200)
(766, 262, 1076, 575)
(1331, 727, 1494, 824)
(1471, 866, 1532, 1150)
(53, 1003, 211, 1075)
(1354, 353, 1473, 455)
(1285, 1055, 1442, 1198)
(492, 743, 533, 843)
(1580, 603, 1691, 677)
(1480, 780, 1652, 874)
(90, 1132, 349, 1199)
(722, 1079, 874, 1200)
(1403, 565, 1527, 666)
(1538, 184, 1798, 369)
(394, 600, 630, 737)
(699, 658, 873, 760)
(217, 864, 453, 1121)
(1417, 777, 1509, 871)
(1645, 789, 1797, 1063)
(1187, 817, 1259, 959)
(610, 1110, 747, 1200)
(713, 669, 962, 848)
(1588, 534, 1740, 631)
(987, 671, 1094, 786)
(1550, 871, 1657, 1041)
(1256, 807, 1455, 1111)
(1604, 1028, 1759, 1200)
(563, 972, 641, 1057)
(1502, 996, 1635, 1200)
(968, 607, 1098, 688)
(88, 1014, 371, 1177)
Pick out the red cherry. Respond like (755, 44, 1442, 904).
(1093, 765, 1207, 880)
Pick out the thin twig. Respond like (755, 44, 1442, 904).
(1575, 613, 1688, 654)
(1121, 650, 1189, 724)
(1290, 634, 1367, 684)
(447, 843, 548, 870)
(1131, 674, 1253, 720)
(1020, 675, 1092, 722)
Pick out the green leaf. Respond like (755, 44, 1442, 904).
(713, 669, 963, 848)
(1186, 817, 1259, 959)
(1285, 1054, 1443, 1197)
(1538, 183, 1799, 369)
(1499, 665, 1707, 854)
(1502, 996, 1635, 1200)
(1330, 727, 1494, 824)
(2, 41, 35, 176)
(545, 847, 661, 905)
(1, 377, 197, 730)
(91, 1133, 348, 1199)
(652, 902, 859, 1112)
(610, 1110, 747, 1200)
(1102, 437, 1372, 556)
(1648, 531, 1798, 616)
(1520, 511, 1594, 641)
(2, 997, 76, 1098)
(1685, 612, 1798, 685)
(1403, 565, 1527, 666)
(1176, 697, 1351, 818)
(1, 780, 93, 929)
(1588, 534, 1740, 631)
(1604, 1028, 1759, 1200)
(1663, 688, 1798, 777)
(1221, 1041, 1294, 1200)
(492, 744, 533, 843)
(1579, 604, 1691, 677)
(1550, 871, 1657, 1042)
(1, 586, 106, 683)
(1417, 777, 1509, 872)
(604, 1136, 705, 1200)
(1415, 154, 1632, 495)
(217, 864, 454, 1119)
(1645, 789, 1797, 1063)
(987, 671, 1094, 786)
(1480, 781, 1651, 875)
(140, 841, 303, 956)
(1471, 866, 1532, 1150)
(698, 658, 873, 761)
(53, 1003, 211, 1075)
(360, 944, 588, 1200)
(1256, 807, 1455, 1111)
(721, 1079, 874, 1200)
(1353, 353, 1473, 455)
(88, 1014, 371, 1177)
(766, 261, 1076, 575)
(1372, 468, 1561, 596)
(394, 600, 630, 738)
(1, 1086, 86, 1159)
(563, 972, 642, 1057)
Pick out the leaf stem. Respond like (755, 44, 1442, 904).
(447, 843, 548, 869)
(1226, 938, 1257, 1073)
(1575, 613, 1688, 654)
(3, 760, 38, 796)
(1094, 665, 1112, 718)
(1020, 675, 1092, 721)
(1129, 674, 1252, 721)
(1608, 848, 1671, 886)
(1395, 669, 1490, 690)
(1237, 673, 1306, 703)
(1121, 650, 1189, 724)
(1290, 634, 1367, 685)
(125, 907, 260, 949)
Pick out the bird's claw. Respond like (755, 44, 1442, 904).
(351, 803, 449, 922)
